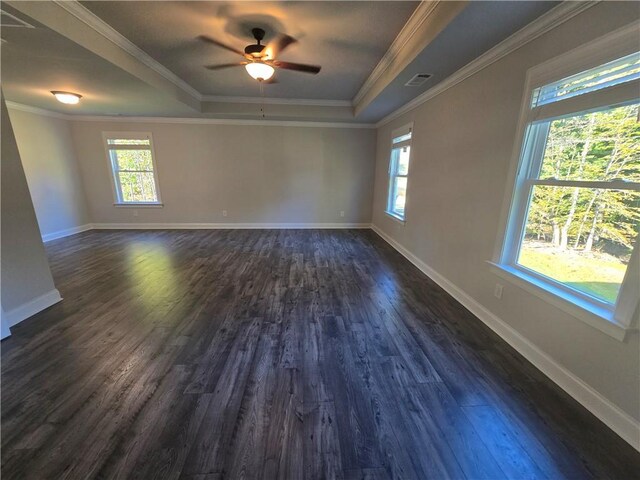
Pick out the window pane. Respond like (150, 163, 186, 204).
(392, 132, 412, 144)
(113, 149, 154, 171)
(518, 185, 640, 303)
(396, 146, 410, 175)
(539, 104, 640, 182)
(393, 177, 407, 215)
(119, 172, 158, 202)
(532, 52, 640, 107)
(108, 138, 150, 145)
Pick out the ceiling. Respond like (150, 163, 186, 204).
(357, 0, 560, 121)
(81, 1, 419, 101)
(1, 1, 562, 123)
(0, 10, 197, 117)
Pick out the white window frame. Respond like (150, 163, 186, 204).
(102, 131, 163, 207)
(491, 22, 640, 341)
(386, 123, 413, 223)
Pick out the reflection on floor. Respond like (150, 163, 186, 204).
(2, 229, 639, 479)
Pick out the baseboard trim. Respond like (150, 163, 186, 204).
(90, 222, 372, 230)
(3, 289, 63, 328)
(370, 224, 640, 451)
(42, 224, 93, 242)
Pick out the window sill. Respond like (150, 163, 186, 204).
(384, 211, 406, 224)
(113, 202, 163, 208)
(487, 261, 631, 341)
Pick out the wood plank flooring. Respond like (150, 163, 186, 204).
(2, 229, 639, 479)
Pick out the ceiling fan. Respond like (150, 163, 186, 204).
(198, 28, 321, 82)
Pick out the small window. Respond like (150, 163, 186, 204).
(386, 124, 412, 221)
(531, 52, 640, 108)
(104, 132, 161, 205)
(499, 42, 640, 334)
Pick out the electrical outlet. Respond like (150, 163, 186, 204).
(494, 283, 503, 300)
(222, 210, 228, 217)
(340, 211, 345, 217)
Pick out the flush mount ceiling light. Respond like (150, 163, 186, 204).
(245, 61, 275, 81)
(51, 91, 82, 105)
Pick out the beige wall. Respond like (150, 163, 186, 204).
(70, 121, 376, 225)
(372, 2, 640, 420)
(9, 108, 90, 237)
(1, 94, 57, 314)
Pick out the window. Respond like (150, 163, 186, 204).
(497, 28, 639, 338)
(104, 132, 162, 205)
(386, 124, 412, 221)
(531, 52, 640, 108)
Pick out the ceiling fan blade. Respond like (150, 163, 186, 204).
(272, 60, 321, 74)
(197, 35, 245, 57)
(263, 34, 297, 60)
(204, 62, 247, 70)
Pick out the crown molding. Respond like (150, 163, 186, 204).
(5, 101, 374, 128)
(52, 0, 203, 102)
(0, 8, 36, 28)
(5, 101, 70, 119)
(68, 115, 375, 129)
(376, 0, 599, 127)
(353, 1, 440, 107)
(202, 95, 353, 107)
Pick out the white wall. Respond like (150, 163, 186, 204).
(9, 108, 90, 239)
(372, 1, 640, 425)
(1, 93, 60, 327)
(70, 121, 376, 226)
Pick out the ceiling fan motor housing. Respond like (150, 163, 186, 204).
(245, 28, 266, 56)
(244, 44, 264, 56)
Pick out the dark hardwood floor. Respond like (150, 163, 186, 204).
(2, 229, 639, 479)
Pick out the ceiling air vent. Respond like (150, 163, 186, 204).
(1, 9, 35, 28)
(405, 74, 432, 87)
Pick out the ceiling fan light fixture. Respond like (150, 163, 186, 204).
(245, 62, 275, 81)
(51, 91, 82, 105)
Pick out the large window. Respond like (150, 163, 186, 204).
(104, 132, 162, 205)
(497, 30, 639, 338)
(386, 124, 412, 221)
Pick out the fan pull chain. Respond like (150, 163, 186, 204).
(259, 81, 265, 119)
